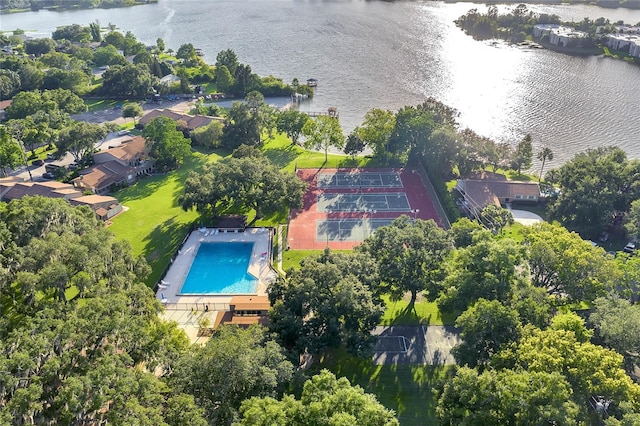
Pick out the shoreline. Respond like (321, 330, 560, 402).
(0, 0, 157, 15)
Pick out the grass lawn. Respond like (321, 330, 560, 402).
(319, 349, 452, 426)
(84, 98, 130, 112)
(108, 151, 218, 285)
(380, 295, 457, 326)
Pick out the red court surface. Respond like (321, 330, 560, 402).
(287, 168, 443, 250)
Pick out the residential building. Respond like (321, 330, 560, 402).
(533, 24, 589, 47)
(603, 32, 640, 58)
(456, 178, 541, 215)
(73, 136, 154, 195)
(214, 296, 271, 329)
(0, 178, 121, 221)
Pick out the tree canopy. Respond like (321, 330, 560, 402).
(179, 153, 306, 218)
(142, 116, 191, 170)
(358, 216, 452, 304)
(268, 248, 383, 357)
(238, 370, 399, 426)
(302, 115, 345, 163)
(546, 147, 640, 237)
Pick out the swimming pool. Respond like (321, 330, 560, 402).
(179, 242, 258, 294)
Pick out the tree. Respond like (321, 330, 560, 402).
(215, 65, 235, 94)
(24, 38, 55, 56)
(6, 117, 51, 156)
(190, 120, 224, 148)
(357, 108, 395, 158)
(344, 129, 366, 157)
(215, 48, 239, 76)
(438, 237, 525, 312)
(233, 63, 256, 97)
(5, 88, 85, 120)
(448, 217, 485, 248)
(623, 198, 640, 241)
(0, 196, 197, 424)
(269, 248, 383, 357)
(171, 325, 293, 425)
(101, 63, 154, 98)
(122, 103, 143, 125)
(546, 147, 640, 237)
(221, 101, 260, 149)
(388, 106, 433, 159)
(93, 44, 127, 67)
(89, 21, 101, 42)
(0, 69, 22, 99)
(591, 297, 640, 371)
(506, 326, 640, 410)
(358, 216, 452, 304)
(142, 116, 191, 170)
(179, 154, 306, 218)
(302, 115, 345, 163)
(511, 133, 533, 174)
(57, 121, 107, 165)
(523, 222, 613, 303)
(176, 43, 200, 67)
(276, 110, 309, 144)
(479, 204, 513, 234)
(452, 299, 522, 367)
(155, 37, 165, 53)
(0, 127, 23, 177)
(437, 367, 578, 425)
(52, 24, 90, 42)
(537, 146, 553, 182)
(238, 370, 399, 426)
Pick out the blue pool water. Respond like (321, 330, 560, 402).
(180, 242, 258, 294)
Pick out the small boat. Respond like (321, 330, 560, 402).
(306, 78, 318, 87)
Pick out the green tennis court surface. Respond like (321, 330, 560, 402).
(316, 218, 395, 242)
(317, 171, 403, 188)
(318, 193, 411, 212)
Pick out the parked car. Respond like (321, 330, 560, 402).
(68, 163, 78, 170)
(623, 242, 636, 254)
(42, 172, 55, 180)
(31, 159, 44, 167)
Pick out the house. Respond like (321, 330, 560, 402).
(69, 195, 123, 220)
(72, 161, 136, 195)
(138, 109, 222, 133)
(533, 24, 589, 48)
(214, 296, 270, 329)
(73, 136, 154, 195)
(456, 178, 541, 214)
(93, 136, 154, 175)
(0, 178, 122, 221)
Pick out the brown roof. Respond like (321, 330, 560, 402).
(229, 316, 269, 327)
(101, 136, 147, 162)
(0, 99, 12, 110)
(2, 182, 82, 201)
(461, 179, 540, 208)
(70, 194, 119, 206)
(230, 296, 271, 311)
(73, 161, 134, 192)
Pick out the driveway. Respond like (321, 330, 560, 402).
(509, 208, 543, 226)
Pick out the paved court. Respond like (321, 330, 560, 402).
(372, 325, 461, 365)
(318, 193, 411, 212)
(317, 171, 403, 188)
(288, 168, 443, 250)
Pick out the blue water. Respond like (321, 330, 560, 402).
(180, 243, 258, 294)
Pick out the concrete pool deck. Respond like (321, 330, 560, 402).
(155, 227, 276, 307)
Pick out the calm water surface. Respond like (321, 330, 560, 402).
(3, 1, 640, 168)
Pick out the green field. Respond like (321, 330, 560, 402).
(381, 295, 457, 326)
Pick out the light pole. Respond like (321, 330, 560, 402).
(411, 208, 420, 221)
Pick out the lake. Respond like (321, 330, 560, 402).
(3, 0, 640, 168)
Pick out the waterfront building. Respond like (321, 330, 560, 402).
(533, 24, 590, 47)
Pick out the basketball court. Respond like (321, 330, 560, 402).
(288, 168, 443, 250)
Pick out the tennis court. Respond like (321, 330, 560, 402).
(316, 218, 395, 242)
(317, 171, 403, 189)
(288, 168, 443, 250)
(317, 193, 411, 213)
